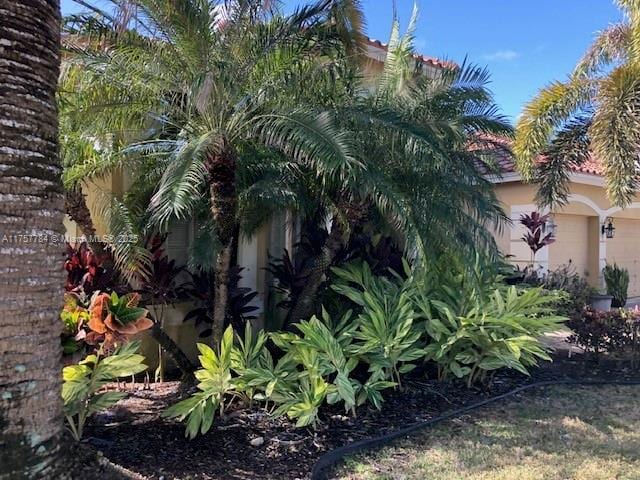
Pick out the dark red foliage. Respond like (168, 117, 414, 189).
(183, 266, 259, 337)
(64, 242, 118, 296)
(520, 211, 555, 255)
(567, 307, 640, 357)
(137, 234, 187, 306)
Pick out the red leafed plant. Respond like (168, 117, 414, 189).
(520, 211, 555, 264)
(64, 242, 116, 296)
(87, 291, 153, 352)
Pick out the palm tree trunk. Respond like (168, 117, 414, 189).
(287, 200, 369, 326)
(64, 188, 108, 256)
(0, 1, 67, 477)
(286, 219, 345, 325)
(149, 322, 195, 382)
(206, 141, 238, 344)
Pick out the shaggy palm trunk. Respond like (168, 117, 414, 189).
(287, 200, 368, 325)
(287, 217, 345, 325)
(149, 322, 195, 381)
(206, 141, 238, 344)
(64, 188, 107, 256)
(0, 1, 67, 477)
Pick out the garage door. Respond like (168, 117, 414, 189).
(606, 218, 640, 298)
(548, 214, 590, 278)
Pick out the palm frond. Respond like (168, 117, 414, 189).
(590, 63, 640, 206)
(375, 1, 419, 99)
(575, 23, 630, 77)
(145, 136, 210, 228)
(535, 116, 592, 209)
(252, 110, 361, 180)
(93, 192, 152, 283)
(514, 78, 594, 180)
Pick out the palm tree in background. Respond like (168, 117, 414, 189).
(63, 0, 366, 342)
(515, 0, 640, 208)
(285, 4, 512, 322)
(0, 0, 67, 477)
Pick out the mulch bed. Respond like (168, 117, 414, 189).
(84, 353, 640, 480)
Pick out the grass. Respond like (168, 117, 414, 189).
(335, 385, 640, 480)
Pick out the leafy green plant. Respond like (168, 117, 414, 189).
(604, 263, 630, 308)
(244, 308, 394, 427)
(62, 341, 147, 440)
(162, 326, 238, 439)
(254, 311, 359, 426)
(331, 261, 424, 388)
(230, 322, 269, 406)
(60, 294, 90, 356)
(420, 286, 565, 386)
(87, 291, 153, 351)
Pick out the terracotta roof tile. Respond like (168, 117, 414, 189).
(365, 37, 455, 69)
(470, 136, 605, 178)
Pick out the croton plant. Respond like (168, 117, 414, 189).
(86, 292, 154, 352)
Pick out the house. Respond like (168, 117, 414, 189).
(490, 154, 640, 299)
(63, 39, 640, 368)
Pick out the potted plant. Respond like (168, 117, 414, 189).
(590, 290, 613, 311)
(603, 263, 630, 308)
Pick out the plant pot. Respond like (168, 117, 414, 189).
(590, 294, 613, 311)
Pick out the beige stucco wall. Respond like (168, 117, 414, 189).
(493, 178, 640, 297)
(548, 214, 591, 278)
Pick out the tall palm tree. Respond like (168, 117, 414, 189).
(63, 0, 366, 342)
(0, 0, 67, 477)
(515, 0, 640, 208)
(286, 5, 512, 322)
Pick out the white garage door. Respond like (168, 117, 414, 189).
(607, 218, 640, 298)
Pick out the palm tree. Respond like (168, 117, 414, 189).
(0, 0, 67, 477)
(285, 5, 512, 322)
(63, 0, 366, 342)
(515, 0, 640, 208)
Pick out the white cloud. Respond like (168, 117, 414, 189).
(482, 50, 520, 62)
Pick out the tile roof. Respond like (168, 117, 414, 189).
(474, 136, 605, 178)
(365, 37, 455, 69)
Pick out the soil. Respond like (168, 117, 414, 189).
(83, 352, 640, 480)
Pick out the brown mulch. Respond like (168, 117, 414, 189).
(83, 353, 640, 480)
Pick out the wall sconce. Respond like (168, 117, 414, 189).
(602, 217, 615, 239)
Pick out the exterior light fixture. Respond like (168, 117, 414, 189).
(602, 217, 615, 239)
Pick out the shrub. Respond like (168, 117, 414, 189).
(87, 291, 154, 351)
(162, 326, 238, 439)
(62, 341, 147, 440)
(540, 263, 595, 316)
(60, 294, 90, 356)
(163, 324, 270, 438)
(567, 307, 640, 357)
(331, 261, 424, 388)
(419, 285, 565, 386)
(603, 263, 630, 308)
(183, 267, 259, 338)
(64, 241, 121, 296)
(250, 309, 394, 426)
(165, 258, 567, 437)
(512, 263, 595, 317)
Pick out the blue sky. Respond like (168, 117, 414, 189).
(60, 0, 623, 120)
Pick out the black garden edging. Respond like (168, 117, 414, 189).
(311, 379, 640, 479)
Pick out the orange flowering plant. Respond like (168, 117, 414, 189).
(87, 291, 154, 351)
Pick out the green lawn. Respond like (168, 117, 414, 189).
(335, 385, 640, 480)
